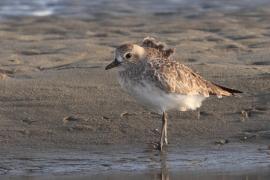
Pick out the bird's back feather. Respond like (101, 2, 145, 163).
(143, 58, 241, 97)
(142, 37, 175, 59)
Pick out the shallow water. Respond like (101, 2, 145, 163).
(1, 144, 270, 179)
(0, 0, 270, 18)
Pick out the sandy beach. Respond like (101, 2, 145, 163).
(0, 0, 269, 178)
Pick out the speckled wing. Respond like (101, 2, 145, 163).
(144, 58, 235, 97)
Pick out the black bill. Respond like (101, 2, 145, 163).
(105, 59, 121, 70)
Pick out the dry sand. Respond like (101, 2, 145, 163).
(0, 2, 269, 152)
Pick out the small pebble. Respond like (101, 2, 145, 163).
(120, 112, 136, 117)
(215, 139, 229, 145)
(63, 116, 80, 123)
(21, 118, 36, 125)
(240, 110, 249, 122)
(240, 132, 257, 141)
(241, 110, 249, 117)
(151, 128, 160, 135)
(102, 116, 110, 120)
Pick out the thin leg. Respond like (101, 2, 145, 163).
(159, 112, 167, 151)
(164, 113, 168, 145)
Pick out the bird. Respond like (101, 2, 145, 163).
(105, 37, 242, 151)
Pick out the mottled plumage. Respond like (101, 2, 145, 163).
(105, 37, 242, 150)
(142, 36, 175, 59)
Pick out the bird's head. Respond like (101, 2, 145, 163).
(105, 44, 145, 70)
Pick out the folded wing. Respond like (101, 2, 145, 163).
(145, 58, 242, 97)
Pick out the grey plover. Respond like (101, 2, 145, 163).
(105, 37, 242, 151)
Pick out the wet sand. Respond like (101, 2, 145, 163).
(0, 0, 270, 178)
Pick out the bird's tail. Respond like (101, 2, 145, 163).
(212, 83, 242, 96)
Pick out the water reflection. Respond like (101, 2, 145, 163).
(160, 152, 169, 180)
(147, 145, 270, 180)
(0, 144, 270, 179)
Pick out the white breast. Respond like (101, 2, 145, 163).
(118, 76, 206, 114)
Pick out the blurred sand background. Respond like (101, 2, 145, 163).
(0, 0, 269, 151)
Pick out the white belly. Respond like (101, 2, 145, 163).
(118, 77, 206, 114)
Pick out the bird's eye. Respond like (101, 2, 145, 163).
(125, 53, 132, 59)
